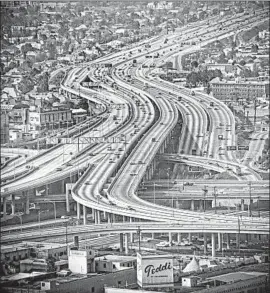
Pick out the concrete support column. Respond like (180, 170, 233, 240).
(188, 233, 192, 242)
(83, 205, 87, 225)
(61, 180, 65, 193)
(151, 233, 155, 239)
(218, 233, 222, 251)
(169, 232, 172, 243)
(107, 213, 111, 224)
(204, 234, 208, 254)
(3, 197, 7, 219)
(211, 233, 216, 257)
(227, 234, 230, 249)
(65, 187, 70, 212)
(94, 210, 98, 224)
(124, 233, 129, 255)
(123, 216, 126, 223)
(97, 211, 101, 224)
(236, 233, 239, 249)
(103, 211, 107, 220)
(190, 199, 195, 211)
(241, 199, 245, 211)
(11, 194, 15, 215)
(45, 185, 49, 196)
(199, 199, 203, 212)
(177, 233, 181, 243)
(76, 202, 80, 220)
(130, 233, 134, 243)
(112, 214, 116, 223)
(25, 192, 30, 215)
(120, 233, 124, 253)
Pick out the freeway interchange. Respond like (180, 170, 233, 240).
(1, 9, 269, 246)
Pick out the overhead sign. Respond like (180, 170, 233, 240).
(238, 146, 249, 151)
(137, 253, 173, 288)
(226, 146, 237, 151)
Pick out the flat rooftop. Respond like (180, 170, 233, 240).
(207, 271, 268, 284)
(95, 254, 136, 262)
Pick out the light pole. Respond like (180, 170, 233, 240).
(43, 200, 56, 224)
(202, 186, 208, 212)
(213, 186, 217, 214)
(38, 210, 49, 229)
(137, 226, 141, 253)
(153, 182, 156, 204)
(14, 212, 23, 232)
(248, 181, 252, 217)
(257, 196, 260, 218)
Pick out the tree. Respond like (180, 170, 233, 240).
(191, 60, 199, 69)
(186, 72, 199, 87)
(37, 72, 49, 93)
(239, 60, 246, 66)
(251, 44, 258, 53)
(21, 43, 34, 59)
(18, 77, 35, 94)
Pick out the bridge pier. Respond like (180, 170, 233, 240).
(125, 233, 129, 254)
(177, 233, 181, 243)
(83, 205, 87, 225)
(199, 199, 203, 212)
(241, 199, 245, 211)
(2, 197, 7, 219)
(107, 213, 111, 224)
(236, 233, 240, 249)
(11, 194, 15, 215)
(226, 234, 230, 249)
(76, 202, 80, 221)
(190, 199, 195, 211)
(188, 233, 191, 242)
(211, 233, 216, 257)
(97, 210, 101, 224)
(218, 233, 221, 251)
(169, 232, 172, 243)
(204, 234, 207, 254)
(65, 186, 70, 212)
(25, 192, 30, 215)
(120, 233, 124, 253)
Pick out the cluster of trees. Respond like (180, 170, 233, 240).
(258, 138, 269, 170)
(186, 69, 223, 87)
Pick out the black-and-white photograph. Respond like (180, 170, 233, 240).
(0, 1, 269, 292)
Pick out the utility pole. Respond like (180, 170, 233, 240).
(137, 226, 141, 253)
(254, 98, 257, 126)
(202, 186, 208, 212)
(248, 182, 252, 217)
(213, 186, 217, 214)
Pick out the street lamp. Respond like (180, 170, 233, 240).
(248, 182, 252, 217)
(43, 200, 56, 224)
(137, 226, 141, 253)
(38, 210, 49, 229)
(202, 186, 208, 212)
(14, 212, 23, 232)
(213, 187, 218, 214)
(65, 217, 80, 254)
(257, 196, 260, 218)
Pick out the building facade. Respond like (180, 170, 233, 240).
(29, 109, 72, 131)
(210, 78, 269, 102)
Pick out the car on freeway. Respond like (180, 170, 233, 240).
(127, 206, 136, 211)
(61, 215, 69, 219)
(56, 167, 62, 171)
(156, 241, 170, 248)
(183, 182, 194, 186)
